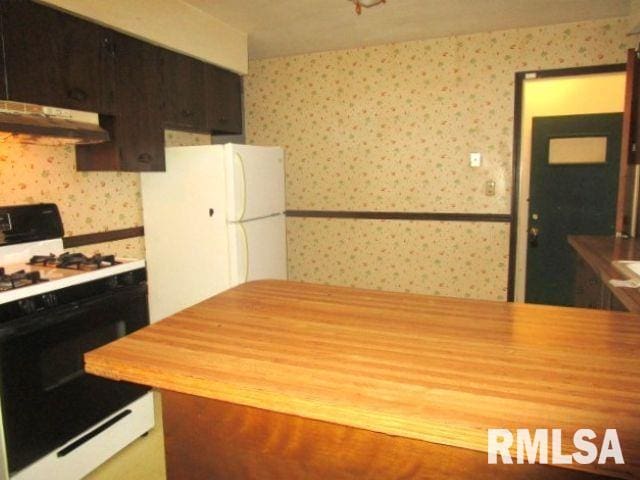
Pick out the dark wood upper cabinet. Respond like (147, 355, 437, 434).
(205, 64, 243, 134)
(2, 1, 244, 171)
(1, 0, 116, 113)
(112, 34, 165, 171)
(160, 49, 206, 131)
(77, 34, 165, 172)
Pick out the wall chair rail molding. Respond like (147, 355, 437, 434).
(286, 210, 511, 222)
(63, 226, 145, 248)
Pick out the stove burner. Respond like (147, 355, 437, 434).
(0, 251, 122, 292)
(57, 252, 120, 270)
(0, 269, 48, 292)
(29, 254, 58, 266)
(23, 252, 122, 271)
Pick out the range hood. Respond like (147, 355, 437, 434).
(0, 102, 109, 146)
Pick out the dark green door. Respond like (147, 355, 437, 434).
(525, 113, 622, 306)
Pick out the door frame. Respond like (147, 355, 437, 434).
(508, 63, 625, 301)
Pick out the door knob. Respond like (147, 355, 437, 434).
(529, 227, 539, 248)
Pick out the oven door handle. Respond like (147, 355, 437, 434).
(57, 409, 132, 457)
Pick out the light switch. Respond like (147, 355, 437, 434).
(470, 153, 482, 168)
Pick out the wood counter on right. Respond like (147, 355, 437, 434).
(569, 235, 640, 313)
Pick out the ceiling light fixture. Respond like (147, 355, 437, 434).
(351, 0, 386, 15)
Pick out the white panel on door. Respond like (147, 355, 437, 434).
(141, 146, 230, 323)
(225, 144, 285, 222)
(228, 214, 287, 286)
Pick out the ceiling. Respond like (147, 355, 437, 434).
(181, 0, 630, 60)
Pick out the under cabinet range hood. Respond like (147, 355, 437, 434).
(0, 101, 109, 146)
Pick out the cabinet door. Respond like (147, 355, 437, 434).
(608, 291, 629, 312)
(113, 34, 165, 171)
(204, 64, 243, 134)
(160, 49, 206, 131)
(1, 0, 115, 113)
(573, 256, 603, 309)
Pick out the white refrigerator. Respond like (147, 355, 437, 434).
(140, 143, 287, 323)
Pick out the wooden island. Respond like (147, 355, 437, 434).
(85, 280, 640, 479)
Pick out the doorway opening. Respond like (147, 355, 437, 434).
(509, 65, 626, 304)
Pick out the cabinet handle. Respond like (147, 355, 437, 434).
(103, 37, 116, 57)
(219, 116, 228, 123)
(181, 109, 194, 118)
(67, 87, 88, 103)
(137, 153, 153, 164)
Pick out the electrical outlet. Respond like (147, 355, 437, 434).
(470, 153, 482, 168)
(485, 180, 496, 196)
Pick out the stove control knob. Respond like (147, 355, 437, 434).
(41, 293, 58, 308)
(18, 298, 37, 315)
(105, 276, 118, 289)
(120, 272, 135, 286)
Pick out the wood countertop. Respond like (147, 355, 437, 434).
(569, 235, 640, 312)
(85, 280, 640, 479)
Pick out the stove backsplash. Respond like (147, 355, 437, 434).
(0, 129, 211, 259)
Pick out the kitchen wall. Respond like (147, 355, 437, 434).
(630, 0, 640, 34)
(245, 16, 632, 301)
(0, 130, 210, 258)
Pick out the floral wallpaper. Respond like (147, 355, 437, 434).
(246, 17, 632, 300)
(287, 218, 509, 300)
(0, 129, 210, 258)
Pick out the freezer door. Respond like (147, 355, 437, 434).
(225, 144, 285, 222)
(141, 146, 230, 323)
(228, 214, 287, 286)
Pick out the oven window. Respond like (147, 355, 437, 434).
(41, 320, 126, 392)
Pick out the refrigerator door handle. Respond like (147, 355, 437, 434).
(234, 152, 248, 222)
(239, 222, 249, 283)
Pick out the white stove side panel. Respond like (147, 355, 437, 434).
(141, 146, 231, 323)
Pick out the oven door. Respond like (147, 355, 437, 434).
(0, 283, 150, 475)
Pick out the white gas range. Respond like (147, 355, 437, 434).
(0, 204, 154, 480)
(0, 238, 145, 303)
